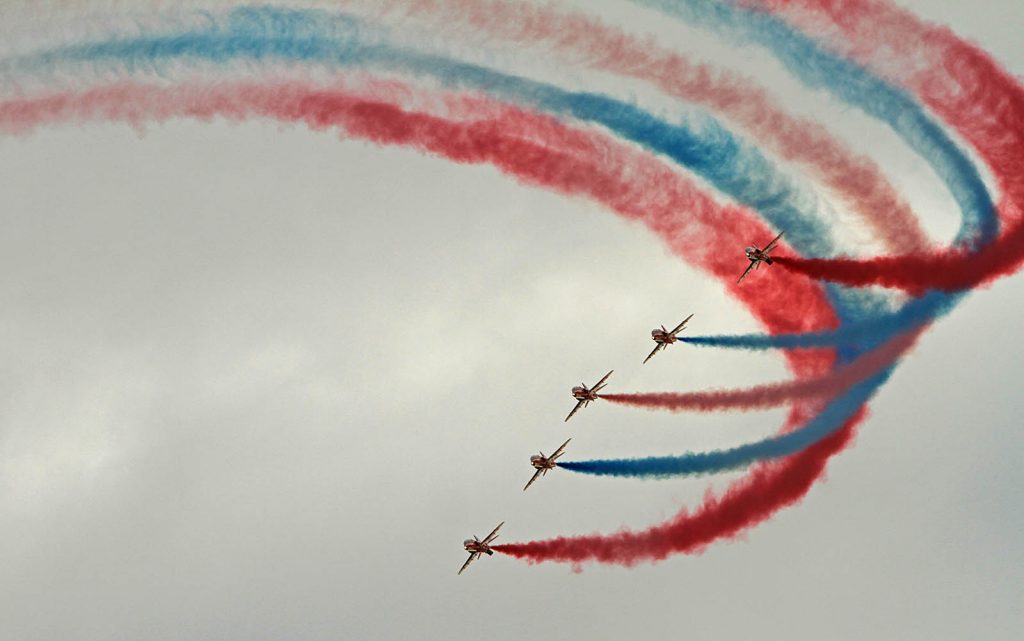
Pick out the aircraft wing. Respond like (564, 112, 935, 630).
(550, 438, 572, 460)
(592, 370, 614, 391)
(643, 343, 664, 364)
(482, 521, 504, 545)
(523, 468, 544, 492)
(564, 399, 585, 422)
(458, 551, 480, 575)
(764, 231, 784, 253)
(670, 313, 694, 335)
(737, 260, 756, 283)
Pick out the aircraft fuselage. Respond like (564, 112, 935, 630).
(572, 387, 596, 401)
(530, 455, 556, 471)
(463, 541, 494, 555)
(745, 247, 773, 264)
(651, 329, 677, 344)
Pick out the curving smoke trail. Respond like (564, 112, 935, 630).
(496, 409, 864, 564)
(730, 0, 1024, 294)
(681, 292, 949, 351)
(355, 0, 929, 253)
(622, 0, 1024, 295)
(0, 77, 839, 350)
(0, 0, 1012, 570)
(601, 331, 916, 412)
(629, 0, 997, 247)
(744, 0, 1024, 229)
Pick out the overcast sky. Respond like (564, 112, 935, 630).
(0, 1, 1021, 640)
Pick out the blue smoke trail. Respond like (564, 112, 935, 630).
(560, 372, 886, 478)
(683, 292, 951, 351)
(631, 0, 997, 247)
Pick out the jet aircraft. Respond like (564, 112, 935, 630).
(565, 370, 613, 422)
(523, 438, 572, 491)
(643, 314, 694, 364)
(738, 231, 784, 283)
(459, 521, 504, 575)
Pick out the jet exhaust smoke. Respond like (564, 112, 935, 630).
(1, 0, 1016, 571)
(602, 332, 917, 412)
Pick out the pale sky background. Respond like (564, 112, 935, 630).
(0, 1, 1021, 640)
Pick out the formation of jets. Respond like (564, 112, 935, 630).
(458, 234, 784, 574)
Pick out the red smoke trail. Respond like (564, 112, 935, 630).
(738, 0, 1024, 292)
(746, 0, 1024, 223)
(769, 242, 1024, 293)
(601, 330, 917, 413)
(0, 78, 852, 565)
(362, 0, 928, 252)
(0, 79, 838, 373)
